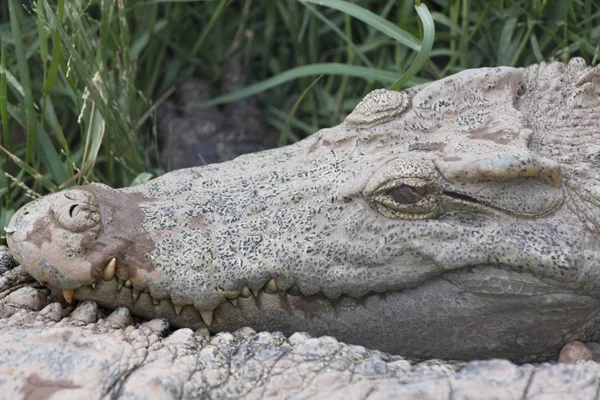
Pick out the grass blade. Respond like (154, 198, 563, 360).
(191, 0, 228, 56)
(4, 69, 25, 99)
(130, 172, 153, 187)
(302, 3, 373, 67)
(190, 63, 427, 109)
(279, 75, 322, 146)
(80, 103, 106, 182)
(35, 126, 70, 186)
(0, 209, 15, 241)
(0, 144, 58, 192)
(36, 0, 48, 80)
(299, 0, 421, 51)
(9, 0, 38, 163)
(0, 41, 9, 153)
(0, 40, 8, 209)
(498, 16, 517, 65)
(43, 0, 144, 173)
(388, 3, 435, 90)
(42, 0, 64, 95)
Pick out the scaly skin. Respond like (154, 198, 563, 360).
(6, 59, 600, 362)
(0, 255, 598, 400)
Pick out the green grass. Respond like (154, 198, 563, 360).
(0, 0, 599, 238)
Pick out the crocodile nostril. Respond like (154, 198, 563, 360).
(50, 189, 102, 232)
(68, 204, 78, 218)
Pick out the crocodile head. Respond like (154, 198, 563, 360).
(7, 59, 600, 361)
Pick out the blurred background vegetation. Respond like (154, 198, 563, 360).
(0, 0, 599, 236)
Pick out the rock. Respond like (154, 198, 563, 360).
(558, 341, 593, 363)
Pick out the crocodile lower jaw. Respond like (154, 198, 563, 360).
(68, 272, 600, 362)
(72, 277, 315, 328)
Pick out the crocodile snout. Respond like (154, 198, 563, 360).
(6, 190, 102, 294)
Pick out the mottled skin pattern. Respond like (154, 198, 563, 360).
(0, 255, 599, 400)
(6, 60, 600, 364)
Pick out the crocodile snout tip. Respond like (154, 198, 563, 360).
(6, 189, 102, 291)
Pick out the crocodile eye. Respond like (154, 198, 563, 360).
(388, 185, 427, 205)
(363, 154, 441, 220)
(364, 180, 439, 220)
(51, 189, 102, 232)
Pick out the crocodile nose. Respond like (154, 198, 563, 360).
(434, 152, 563, 187)
(51, 189, 102, 232)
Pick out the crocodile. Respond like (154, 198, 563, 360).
(6, 59, 600, 367)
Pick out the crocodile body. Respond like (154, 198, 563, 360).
(6, 59, 600, 365)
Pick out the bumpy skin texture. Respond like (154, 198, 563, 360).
(7, 59, 600, 362)
(0, 256, 599, 400)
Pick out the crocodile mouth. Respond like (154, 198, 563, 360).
(74, 273, 397, 329)
(70, 262, 583, 330)
(73, 273, 304, 328)
(41, 262, 600, 362)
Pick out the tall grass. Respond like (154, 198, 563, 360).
(0, 0, 599, 238)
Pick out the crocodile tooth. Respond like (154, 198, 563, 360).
(125, 279, 132, 288)
(287, 285, 302, 297)
(132, 288, 141, 301)
(250, 283, 264, 297)
(102, 258, 116, 281)
(91, 283, 96, 289)
(264, 279, 278, 294)
(116, 278, 125, 291)
(152, 297, 160, 306)
(199, 309, 214, 327)
(228, 298, 238, 307)
(37, 280, 46, 287)
(174, 304, 184, 315)
(62, 289, 75, 303)
(240, 287, 252, 298)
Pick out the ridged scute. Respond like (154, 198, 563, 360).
(344, 89, 411, 128)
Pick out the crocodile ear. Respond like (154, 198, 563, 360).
(344, 89, 411, 128)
